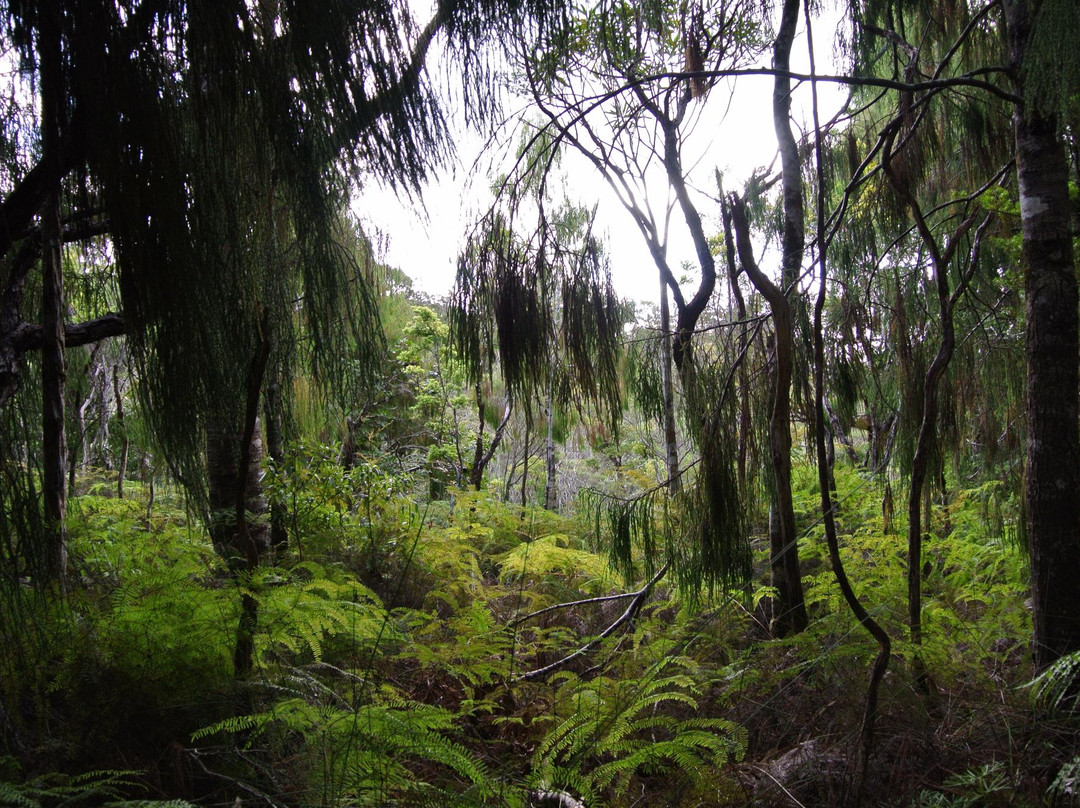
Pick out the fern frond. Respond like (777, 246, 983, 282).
(1030, 651, 1080, 714)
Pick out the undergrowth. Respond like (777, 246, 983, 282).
(0, 454, 1067, 807)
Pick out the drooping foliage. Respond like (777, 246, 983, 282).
(449, 130, 625, 434)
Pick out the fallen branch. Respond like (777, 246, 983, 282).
(513, 563, 669, 682)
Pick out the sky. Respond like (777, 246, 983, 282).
(351, 3, 847, 308)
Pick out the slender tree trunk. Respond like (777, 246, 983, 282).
(659, 282, 681, 494)
(543, 374, 557, 511)
(743, 0, 810, 637)
(730, 195, 808, 637)
(719, 188, 752, 496)
(39, 0, 67, 583)
(232, 325, 272, 678)
(114, 364, 128, 499)
(1006, 0, 1080, 670)
(469, 381, 512, 490)
(520, 420, 530, 507)
(804, 12, 890, 792)
(263, 378, 287, 554)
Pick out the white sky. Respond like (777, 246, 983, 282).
(351, 3, 848, 307)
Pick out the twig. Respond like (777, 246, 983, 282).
(514, 563, 669, 682)
(186, 747, 282, 807)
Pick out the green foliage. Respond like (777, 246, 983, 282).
(1029, 650, 1080, 714)
(0, 770, 146, 808)
(530, 656, 746, 805)
(193, 694, 499, 806)
(1049, 758, 1080, 807)
(500, 535, 615, 598)
(911, 762, 1015, 807)
(797, 465, 1029, 684)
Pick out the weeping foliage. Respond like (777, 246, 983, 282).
(582, 359, 752, 601)
(1023, 0, 1080, 120)
(843, 0, 1013, 222)
(0, 0, 572, 529)
(450, 195, 625, 431)
(624, 327, 667, 428)
(676, 358, 752, 600)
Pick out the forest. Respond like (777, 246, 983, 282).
(1, 0, 1079, 805)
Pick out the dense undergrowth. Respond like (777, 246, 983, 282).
(1, 450, 1077, 807)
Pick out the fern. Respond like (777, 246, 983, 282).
(194, 693, 500, 805)
(0, 770, 141, 808)
(531, 656, 746, 803)
(253, 562, 388, 666)
(1049, 757, 1080, 806)
(1029, 650, 1080, 714)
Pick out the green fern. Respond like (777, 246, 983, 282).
(531, 656, 746, 803)
(252, 562, 388, 666)
(193, 692, 500, 805)
(0, 770, 141, 807)
(1029, 650, 1080, 714)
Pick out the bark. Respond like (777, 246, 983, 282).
(824, 396, 859, 465)
(773, 0, 805, 295)
(543, 365, 557, 511)
(207, 416, 270, 570)
(40, 0, 68, 583)
(659, 112, 716, 371)
(11, 313, 125, 353)
(882, 94, 986, 676)
(114, 364, 129, 499)
(468, 380, 512, 490)
(263, 378, 287, 554)
(232, 322, 272, 678)
(719, 190, 752, 495)
(730, 195, 808, 637)
(659, 281, 681, 494)
(1006, 0, 1080, 669)
(804, 8, 891, 792)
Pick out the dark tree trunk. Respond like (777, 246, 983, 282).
(207, 416, 270, 570)
(719, 189, 752, 496)
(263, 378, 287, 554)
(114, 364, 128, 498)
(1006, 0, 1080, 670)
(1020, 114, 1080, 666)
(468, 380, 511, 490)
(730, 195, 808, 637)
(39, 0, 67, 583)
(543, 375, 557, 511)
(659, 282, 681, 494)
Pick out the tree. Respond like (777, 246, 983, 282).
(524, 0, 772, 498)
(0, 0, 570, 587)
(451, 187, 624, 503)
(1003, 0, 1080, 668)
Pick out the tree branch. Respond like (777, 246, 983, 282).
(513, 563, 669, 682)
(11, 313, 126, 353)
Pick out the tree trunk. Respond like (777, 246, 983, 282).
(39, 0, 67, 583)
(719, 187, 752, 496)
(263, 378, 287, 554)
(730, 195, 808, 637)
(659, 281, 681, 494)
(468, 381, 512, 491)
(543, 375, 557, 511)
(114, 364, 129, 499)
(206, 416, 270, 571)
(1007, 0, 1080, 669)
